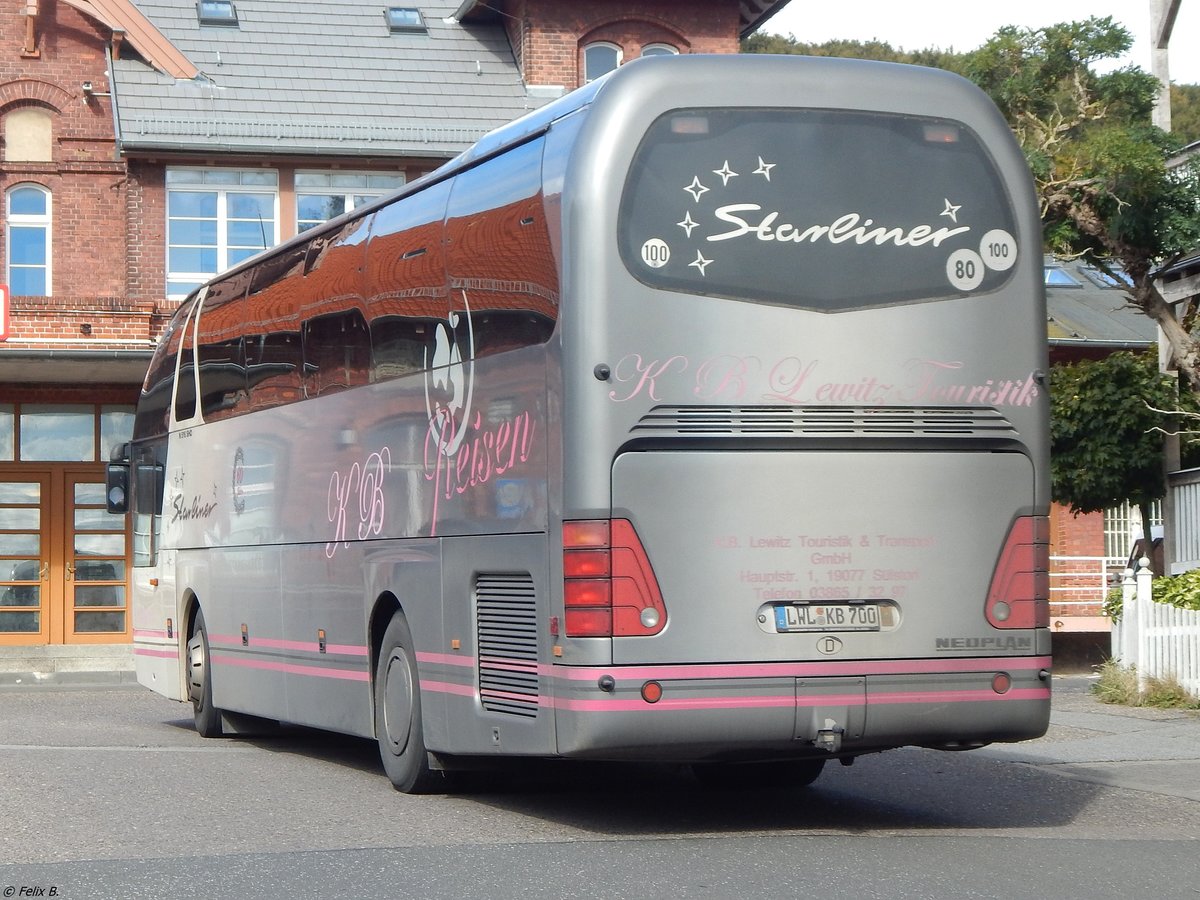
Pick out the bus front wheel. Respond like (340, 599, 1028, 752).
(375, 613, 442, 793)
(187, 609, 223, 738)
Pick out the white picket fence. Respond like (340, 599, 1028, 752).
(1112, 558, 1200, 695)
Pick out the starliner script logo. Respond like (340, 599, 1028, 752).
(641, 156, 1017, 293)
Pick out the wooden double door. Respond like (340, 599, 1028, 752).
(0, 466, 130, 645)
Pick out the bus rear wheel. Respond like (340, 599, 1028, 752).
(187, 609, 223, 738)
(375, 613, 442, 793)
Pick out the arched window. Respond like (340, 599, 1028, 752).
(6, 184, 51, 296)
(640, 43, 678, 57)
(583, 42, 622, 83)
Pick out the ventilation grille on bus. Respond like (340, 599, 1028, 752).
(629, 406, 1019, 440)
(476, 573, 540, 718)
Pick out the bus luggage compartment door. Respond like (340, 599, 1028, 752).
(610, 449, 1036, 665)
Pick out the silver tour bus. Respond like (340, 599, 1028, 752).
(108, 54, 1051, 792)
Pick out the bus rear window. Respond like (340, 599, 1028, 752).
(619, 108, 1019, 311)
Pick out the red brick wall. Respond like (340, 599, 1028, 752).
(125, 160, 164, 304)
(499, 0, 739, 90)
(0, 2, 157, 352)
(1050, 502, 1106, 559)
(0, 2, 125, 297)
(1049, 501, 1110, 620)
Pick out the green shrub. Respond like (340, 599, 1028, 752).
(1151, 568, 1200, 611)
(1103, 584, 1124, 622)
(1113, 569, 1200, 622)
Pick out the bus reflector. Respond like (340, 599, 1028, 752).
(986, 516, 1049, 629)
(567, 608, 613, 637)
(641, 681, 663, 703)
(563, 518, 667, 638)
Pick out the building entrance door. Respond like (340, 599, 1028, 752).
(0, 467, 130, 645)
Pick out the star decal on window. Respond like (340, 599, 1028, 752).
(677, 212, 699, 237)
(712, 161, 738, 186)
(684, 176, 710, 203)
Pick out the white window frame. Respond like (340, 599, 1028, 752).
(5, 183, 52, 297)
(166, 168, 279, 300)
(294, 170, 406, 232)
(640, 43, 678, 57)
(584, 42, 623, 83)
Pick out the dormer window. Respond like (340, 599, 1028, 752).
(197, 0, 238, 27)
(386, 8, 427, 34)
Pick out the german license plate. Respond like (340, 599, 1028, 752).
(774, 603, 880, 632)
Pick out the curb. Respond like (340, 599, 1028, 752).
(0, 669, 140, 691)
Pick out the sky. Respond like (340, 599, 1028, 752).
(761, 0, 1200, 84)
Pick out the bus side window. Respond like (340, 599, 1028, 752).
(303, 309, 370, 398)
(299, 218, 371, 398)
(364, 179, 453, 383)
(135, 297, 194, 441)
(244, 247, 307, 412)
(196, 271, 251, 422)
(173, 299, 200, 423)
(246, 330, 303, 411)
(370, 315, 436, 381)
(131, 440, 165, 567)
(445, 136, 559, 359)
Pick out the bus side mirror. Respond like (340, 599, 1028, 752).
(106, 442, 131, 514)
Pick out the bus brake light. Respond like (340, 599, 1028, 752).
(563, 518, 667, 638)
(986, 516, 1049, 629)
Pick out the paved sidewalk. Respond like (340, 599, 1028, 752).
(981, 674, 1200, 802)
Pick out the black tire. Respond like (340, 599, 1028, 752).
(691, 757, 826, 790)
(187, 609, 223, 738)
(375, 613, 443, 793)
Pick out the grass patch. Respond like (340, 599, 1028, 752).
(1092, 659, 1200, 709)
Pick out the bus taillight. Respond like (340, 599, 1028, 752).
(986, 516, 1050, 629)
(563, 518, 667, 638)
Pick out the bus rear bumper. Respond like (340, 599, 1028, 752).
(550, 656, 1052, 761)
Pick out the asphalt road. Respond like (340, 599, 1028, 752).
(0, 677, 1197, 899)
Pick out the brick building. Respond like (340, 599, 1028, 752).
(0, 0, 789, 657)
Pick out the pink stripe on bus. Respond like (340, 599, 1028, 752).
(133, 629, 171, 640)
(869, 687, 1050, 705)
(420, 679, 476, 698)
(210, 634, 368, 656)
(418, 680, 1049, 713)
(550, 656, 1052, 682)
(211, 652, 369, 681)
(548, 687, 1047, 713)
(417, 651, 475, 668)
(134, 648, 179, 659)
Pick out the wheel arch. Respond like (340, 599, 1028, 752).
(183, 589, 202, 639)
(368, 591, 403, 696)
